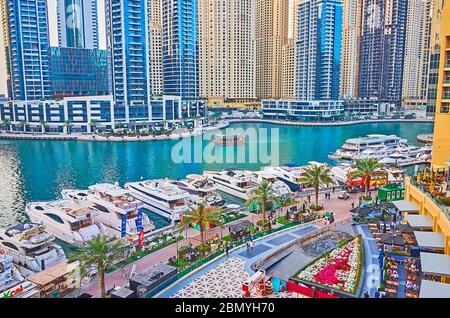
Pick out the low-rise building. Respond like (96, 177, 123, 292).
(261, 99, 344, 121)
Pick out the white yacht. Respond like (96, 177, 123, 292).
(0, 254, 25, 294)
(203, 170, 258, 200)
(263, 166, 305, 192)
(175, 174, 225, 207)
(0, 223, 66, 274)
(25, 199, 109, 245)
(124, 179, 191, 222)
(330, 134, 408, 160)
(62, 183, 155, 237)
(250, 171, 292, 196)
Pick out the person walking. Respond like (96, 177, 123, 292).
(364, 291, 370, 298)
(225, 243, 229, 257)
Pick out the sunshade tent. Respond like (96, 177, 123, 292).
(419, 280, 450, 298)
(420, 252, 450, 277)
(380, 234, 407, 246)
(413, 231, 445, 250)
(226, 220, 253, 232)
(379, 202, 396, 209)
(393, 200, 419, 214)
(396, 224, 415, 234)
(405, 214, 433, 230)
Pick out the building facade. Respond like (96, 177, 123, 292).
(425, 0, 445, 116)
(402, 0, 425, 100)
(0, 96, 206, 132)
(148, 0, 163, 97)
(358, 0, 408, 105)
(57, 0, 99, 49)
(340, 0, 362, 99)
(295, 0, 343, 101)
(281, 38, 296, 99)
(255, 0, 289, 100)
(105, 0, 151, 122)
(198, 0, 256, 105)
(51, 47, 109, 98)
(1, 0, 53, 100)
(161, 0, 198, 99)
(261, 99, 344, 121)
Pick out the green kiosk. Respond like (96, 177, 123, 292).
(377, 184, 405, 202)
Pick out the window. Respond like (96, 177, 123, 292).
(44, 213, 65, 224)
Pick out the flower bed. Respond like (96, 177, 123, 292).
(296, 237, 362, 294)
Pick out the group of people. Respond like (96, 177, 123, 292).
(404, 258, 419, 293)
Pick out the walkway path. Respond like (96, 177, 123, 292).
(77, 192, 356, 297)
(356, 224, 381, 298)
(227, 118, 434, 127)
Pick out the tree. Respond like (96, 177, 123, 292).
(350, 158, 384, 198)
(90, 119, 99, 134)
(69, 235, 127, 298)
(4, 119, 12, 131)
(299, 164, 335, 208)
(64, 120, 72, 134)
(246, 179, 279, 224)
(178, 202, 222, 256)
(19, 120, 27, 132)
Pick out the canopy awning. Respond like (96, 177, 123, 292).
(405, 215, 433, 230)
(420, 252, 450, 277)
(393, 200, 419, 213)
(226, 220, 253, 232)
(414, 231, 445, 249)
(419, 280, 450, 298)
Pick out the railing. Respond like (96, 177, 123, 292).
(409, 178, 450, 221)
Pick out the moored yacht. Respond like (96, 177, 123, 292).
(250, 171, 292, 196)
(203, 170, 258, 200)
(0, 223, 66, 274)
(263, 165, 305, 192)
(175, 174, 225, 207)
(124, 179, 191, 222)
(62, 183, 155, 237)
(25, 199, 109, 245)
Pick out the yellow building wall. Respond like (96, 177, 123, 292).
(207, 98, 261, 110)
(405, 178, 450, 264)
(431, 1, 450, 168)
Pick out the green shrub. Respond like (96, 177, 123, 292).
(439, 197, 450, 206)
(309, 205, 323, 211)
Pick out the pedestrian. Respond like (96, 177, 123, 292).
(225, 243, 229, 257)
(351, 202, 355, 209)
(364, 291, 370, 298)
(332, 187, 335, 193)
(122, 266, 127, 278)
(246, 241, 250, 251)
(249, 240, 254, 250)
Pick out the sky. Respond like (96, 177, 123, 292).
(0, 0, 294, 97)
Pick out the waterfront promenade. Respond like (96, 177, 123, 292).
(227, 118, 434, 127)
(78, 192, 357, 297)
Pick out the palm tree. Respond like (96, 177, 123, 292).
(64, 120, 72, 134)
(178, 202, 222, 256)
(19, 120, 27, 132)
(246, 179, 279, 224)
(90, 119, 99, 134)
(350, 158, 383, 198)
(299, 164, 335, 208)
(69, 235, 127, 298)
(4, 119, 12, 131)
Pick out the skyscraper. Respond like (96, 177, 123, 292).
(198, 0, 255, 105)
(425, 0, 445, 116)
(149, 0, 163, 97)
(161, 0, 198, 99)
(255, 0, 289, 100)
(57, 0, 99, 49)
(340, 0, 363, 99)
(281, 38, 296, 99)
(295, 0, 343, 100)
(1, 0, 53, 100)
(359, 0, 408, 104)
(105, 0, 151, 122)
(402, 0, 425, 99)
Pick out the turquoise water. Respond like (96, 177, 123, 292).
(0, 122, 433, 226)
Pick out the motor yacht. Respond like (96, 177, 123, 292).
(175, 174, 225, 207)
(62, 183, 155, 237)
(203, 170, 258, 200)
(25, 199, 109, 245)
(0, 223, 66, 273)
(124, 179, 191, 222)
(250, 171, 292, 196)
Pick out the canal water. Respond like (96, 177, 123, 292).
(0, 122, 433, 226)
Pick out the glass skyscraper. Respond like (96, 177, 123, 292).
(57, 0, 99, 49)
(295, 0, 343, 100)
(358, 0, 408, 105)
(51, 47, 109, 98)
(1, 0, 53, 100)
(161, 0, 199, 99)
(105, 0, 151, 122)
